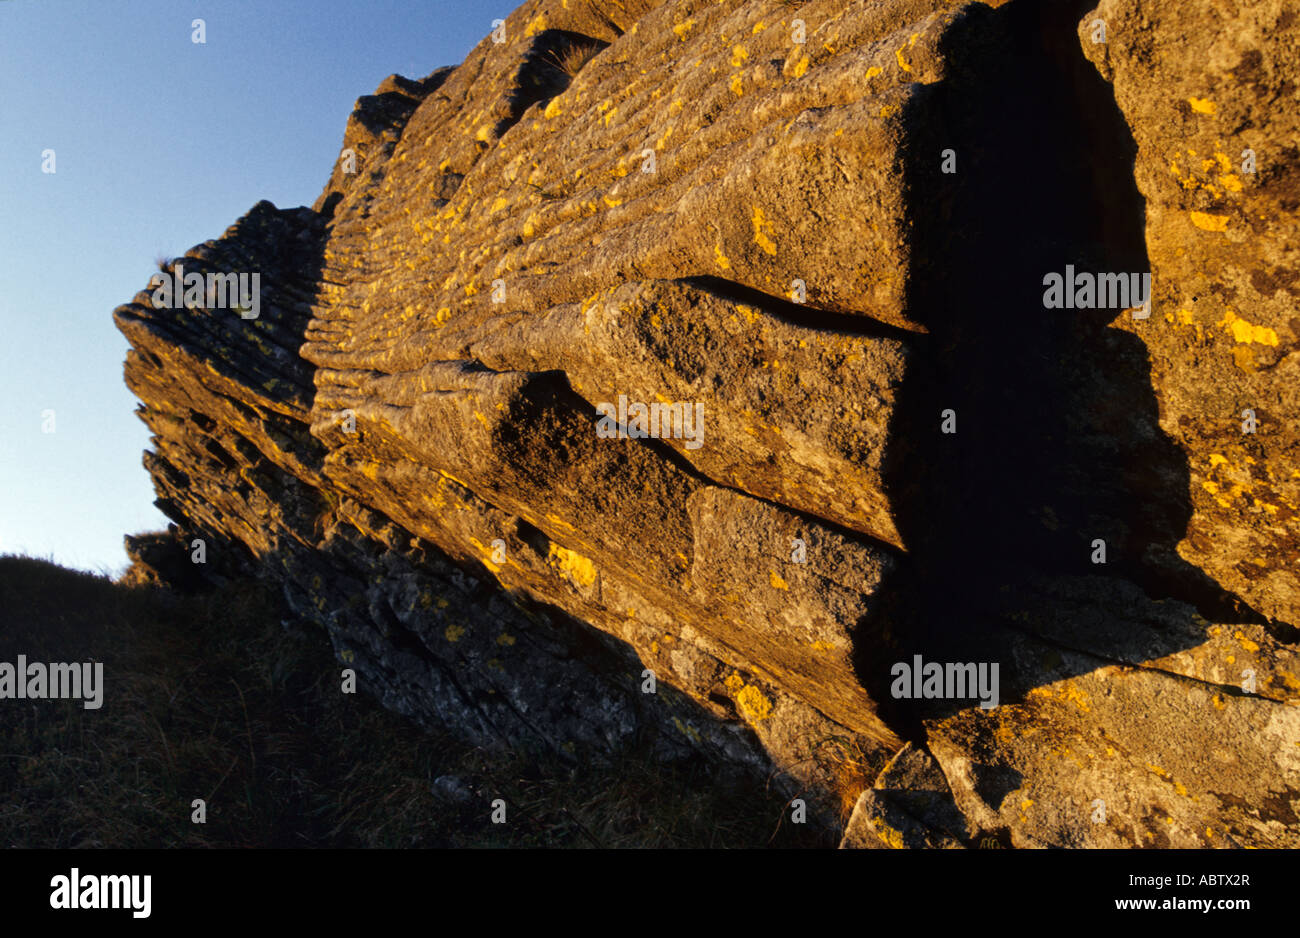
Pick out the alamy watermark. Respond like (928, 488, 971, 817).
(890, 654, 999, 709)
(0, 656, 104, 709)
(1043, 266, 1151, 318)
(149, 263, 261, 319)
(50, 869, 150, 918)
(595, 394, 705, 450)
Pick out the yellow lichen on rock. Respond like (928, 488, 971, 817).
(547, 542, 597, 588)
(752, 206, 778, 255)
(524, 12, 548, 37)
(1217, 310, 1278, 346)
(736, 684, 772, 722)
(1190, 211, 1229, 232)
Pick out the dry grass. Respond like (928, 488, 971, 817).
(543, 40, 605, 81)
(0, 555, 830, 848)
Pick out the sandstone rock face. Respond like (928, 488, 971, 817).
(1080, 0, 1300, 629)
(117, 0, 1298, 844)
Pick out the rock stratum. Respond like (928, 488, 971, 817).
(115, 0, 1300, 847)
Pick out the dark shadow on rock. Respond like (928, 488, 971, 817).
(855, 0, 1267, 738)
(971, 762, 1025, 813)
(496, 30, 611, 140)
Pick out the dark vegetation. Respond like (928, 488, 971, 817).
(0, 554, 827, 848)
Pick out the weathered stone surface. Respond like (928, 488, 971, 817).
(916, 576, 1300, 848)
(840, 743, 967, 848)
(840, 790, 965, 849)
(467, 279, 910, 545)
(115, 0, 1299, 844)
(1081, 0, 1300, 628)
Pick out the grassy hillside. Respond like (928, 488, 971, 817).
(0, 555, 828, 848)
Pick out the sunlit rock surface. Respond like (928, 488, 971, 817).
(116, 0, 1299, 843)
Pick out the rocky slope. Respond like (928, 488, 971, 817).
(116, 0, 1299, 846)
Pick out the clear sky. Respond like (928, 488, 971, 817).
(0, 0, 491, 575)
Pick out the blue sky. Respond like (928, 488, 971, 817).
(0, 0, 490, 574)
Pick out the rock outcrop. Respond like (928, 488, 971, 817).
(116, 0, 1299, 845)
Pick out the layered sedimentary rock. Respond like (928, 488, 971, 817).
(1081, 0, 1300, 628)
(116, 0, 1299, 844)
